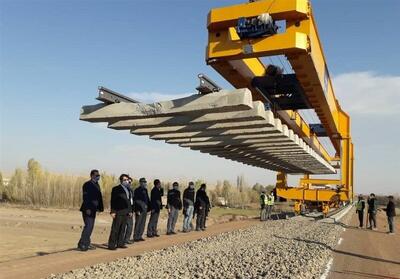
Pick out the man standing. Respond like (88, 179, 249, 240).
(123, 176, 135, 245)
(355, 195, 365, 228)
(108, 174, 133, 250)
(195, 183, 210, 231)
(382, 195, 396, 235)
(266, 192, 275, 220)
(78, 169, 104, 252)
(259, 190, 267, 221)
(182, 182, 195, 232)
(367, 193, 378, 230)
(166, 182, 182, 235)
(133, 178, 150, 241)
(147, 179, 163, 238)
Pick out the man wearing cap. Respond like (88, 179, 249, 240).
(382, 195, 396, 235)
(123, 176, 135, 244)
(147, 179, 163, 238)
(133, 178, 150, 241)
(166, 182, 182, 235)
(108, 174, 133, 250)
(78, 169, 104, 251)
(355, 195, 365, 228)
(182, 182, 196, 232)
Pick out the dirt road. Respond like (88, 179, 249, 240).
(328, 211, 400, 279)
(0, 216, 258, 279)
(0, 205, 259, 263)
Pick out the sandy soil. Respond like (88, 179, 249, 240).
(0, 205, 259, 279)
(0, 204, 256, 263)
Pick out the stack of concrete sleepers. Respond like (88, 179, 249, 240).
(80, 88, 335, 174)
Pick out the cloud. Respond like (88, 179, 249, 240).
(128, 92, 193, 103)
(334, 72, 400, 115)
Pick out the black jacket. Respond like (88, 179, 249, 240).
(167, 189, 182, 209)
(133, 186, 150, 213)
(150, 186, 163, 213)
(384, 201, 396, 217)
(80, 180, 104, 217)
(367, 198, 378, 213)
(195, 189, 210, 212)
(110, 184, 133, 216)
(183, 187, 195, 208)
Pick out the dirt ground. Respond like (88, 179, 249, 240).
(0, 204, 260, 279)
(0, 204, 259, 263)
(328, 211, 400, 279)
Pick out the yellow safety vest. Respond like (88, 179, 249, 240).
(260, 194, 268, 206)
(267, 195, 275, 206)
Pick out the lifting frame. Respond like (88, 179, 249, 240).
(206, 0, 354, 214)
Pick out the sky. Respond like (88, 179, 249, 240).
(0, 0, 399, 194)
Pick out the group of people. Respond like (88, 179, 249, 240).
(355, 193, 396, 234)
(77, 170, 211, 251)
(259, 191, 275, 221)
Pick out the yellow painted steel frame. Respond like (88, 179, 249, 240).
(206, 0, 354, 211)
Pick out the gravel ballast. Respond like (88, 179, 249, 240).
(48, 215, 349, 279)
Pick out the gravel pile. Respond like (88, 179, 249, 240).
(49, 216, 347, 279)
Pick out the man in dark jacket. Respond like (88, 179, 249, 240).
(123, 176, 135, 244)
(382, 195, 396, 234)
(77, 169, 104, 251)
(147, 179, 163, 237)
(166, 182, 182, 235)
(355, 195, 365, 228)
(108, 174, 133, 250)
(182, 182, 195, 232)
(195, 183, 210, 231)
(367, 193, 378, 230)
(133, 177, 150, 241)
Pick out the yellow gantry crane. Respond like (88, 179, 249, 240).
(206, 0, 354, 214)
(80, 0, 354, 216)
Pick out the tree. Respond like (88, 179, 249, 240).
(194, 179, 204, 190)
(236, 174, 246, 192)
(265, 184, 275, 193)
(0, 171, 4, 199)
(215, 180, 222, 196)
(27, 158, 43, 204)
(222, 180, 232, 205)
(8, 168, 25, 201)
(252, 183, 264, 193)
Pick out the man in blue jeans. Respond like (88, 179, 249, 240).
(166, 182, 182, 235)
(182, 182, 195, 232)
(77, 169, 104, 251)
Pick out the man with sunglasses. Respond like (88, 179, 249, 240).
(108, 174, 134, 250)
(77, 169, 104, 252)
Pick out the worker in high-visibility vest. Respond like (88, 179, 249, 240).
(355, 195, 365, 228)
(266, 192, 275, 220)
(259, 191, 267, 221)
